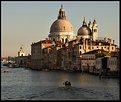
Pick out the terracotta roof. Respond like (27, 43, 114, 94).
(43, 45, 53, 49)
(31, 39, 53, 45)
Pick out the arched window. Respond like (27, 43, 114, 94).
(53, 38, 55, 42)
(80, 39, 83, 43)
(94, 29, 97, 32)
(62, 39, 64, 43)
(80, 51, 82, 55)
(64, 26, 65, 30)
(80, 46, 81, 49)
(65, 38, 68, 43)
(20, 60, 23, 65)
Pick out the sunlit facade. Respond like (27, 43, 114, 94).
(30, 5, 119, 72)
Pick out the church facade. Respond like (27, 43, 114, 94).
(15, 46, 31, 67)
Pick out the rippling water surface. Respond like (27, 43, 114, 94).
(1, 66, 119, 100)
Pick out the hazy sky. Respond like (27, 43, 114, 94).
(1, 1, 119, 57)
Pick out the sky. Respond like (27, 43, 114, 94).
(1, 1, 119, 57)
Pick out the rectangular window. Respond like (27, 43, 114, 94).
(80, 51, 82, 55)
(94, 29, 97, 32)
(80, 46, 81, 49)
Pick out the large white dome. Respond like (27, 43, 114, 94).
(50, 19, 73, 33)
(49, 5, 76, 43)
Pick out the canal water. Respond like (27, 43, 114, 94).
(1, 66, 120, 100)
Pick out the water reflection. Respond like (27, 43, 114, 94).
(1, 67, 119, 100)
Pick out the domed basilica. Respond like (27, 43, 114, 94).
(49, 5, 76, 43)
(30, 5, 119, 70)
(49, 5, 98, 43)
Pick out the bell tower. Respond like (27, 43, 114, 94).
(92, 19, 98, 41)
(18, 46, 25, 56)
(88, 20, 93, 31)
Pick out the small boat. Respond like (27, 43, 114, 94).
(3, 70, 10, 73)
(64, 81, 71, 87)
(8, 63, 19, 68)
(2, 63, 8, 66)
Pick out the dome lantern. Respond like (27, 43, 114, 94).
(83, 17, 87, 26)
(49, 5, 76, 43)
(58, 4, 66, 20)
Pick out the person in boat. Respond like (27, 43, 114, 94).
(64, 81, 71, 86)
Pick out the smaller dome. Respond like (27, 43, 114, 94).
(77, 25, 92, 36)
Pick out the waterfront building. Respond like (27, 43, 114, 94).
(80, 49, 110, 73)
(18, 46, 25, 56)
(59, 46, 70, 71)
(1, 58, 8, 63)
(42, 46, 53, 70)
(49, 43, 63, 70)
(107, 57, 118, 72)
(1, 56, 16, 66)
(42, 44, 59, 70)
(95, 51, 119, 75)
(30, 5, 119, 71)
(26, 54, 31, 68)
(15, 46, 28, 67)
(31, 39, 53, 70)
(80, 52, 96, 72)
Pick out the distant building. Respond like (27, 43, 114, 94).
(15, 46, 28, 67)
(18, 46, 25, 56)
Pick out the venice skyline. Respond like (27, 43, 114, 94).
(1, 1, 119, 57)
